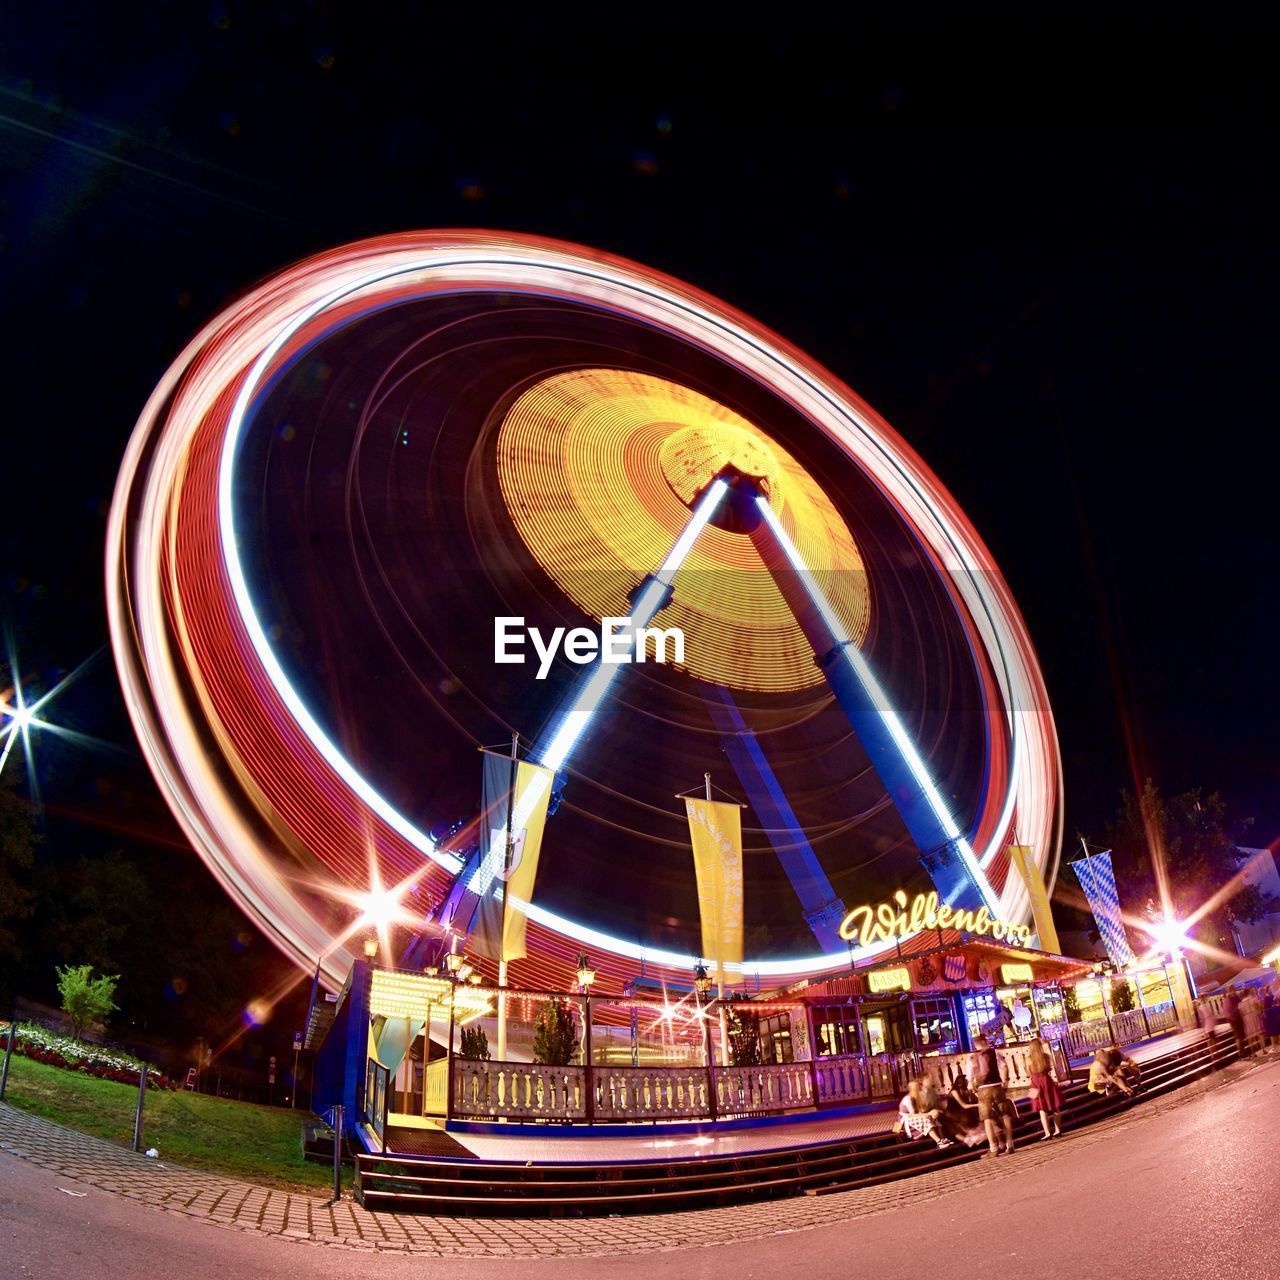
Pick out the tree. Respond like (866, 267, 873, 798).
(1106, 782, 1268, 951)
(47, 849, 150, 976)
(725, 1001, 762, 1066)
(532, 998, 577, 1065)
(1062, 984, 1081, 1023)
(56, 963, 119, 1040)
(0, 782, 38, 981)
(460, 1025, 491, 1060)
(1109, 978, 1136, 1014)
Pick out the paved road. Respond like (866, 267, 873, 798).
(3, 1055, 1278, 1279)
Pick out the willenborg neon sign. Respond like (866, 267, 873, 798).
(840, 889, 1034, 947)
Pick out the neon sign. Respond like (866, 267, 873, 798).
(839, 889, 1033, 947)
(868, 967, 911, 993)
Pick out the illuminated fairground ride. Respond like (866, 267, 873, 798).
(107, 231, 1062, 998)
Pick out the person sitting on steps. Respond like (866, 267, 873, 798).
(894, 1078, 955, 1149)
(1087, 1046, 1135, 1097)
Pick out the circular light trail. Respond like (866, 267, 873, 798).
(497, 367, 871, 692)
(106, 230, 1062, 991)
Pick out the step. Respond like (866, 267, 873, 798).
(355, 1036, 1238, 1215)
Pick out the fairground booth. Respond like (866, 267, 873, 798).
(108, 231, 1185, 1158)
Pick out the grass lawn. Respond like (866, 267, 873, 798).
(3, 1053, 348, 1193)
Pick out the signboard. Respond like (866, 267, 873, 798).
(840, 888, 1033, 948)
(868, 967, 912, 993)
(1001, 963, 1034, 984)
(293, 1031, 303, 1051)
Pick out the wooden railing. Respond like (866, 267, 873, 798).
(1063, 1005, 1162, 1056)
(714, 1063, 813, 1116)
(594, 1065, 711, 1120)
(809, 1039, 1072, 1106)
(811, 1053, 872, 1104)
(423, 1058, 449, 1117)
(444, 1032, 1089, 1126)
(452, 1060, 586, 1121)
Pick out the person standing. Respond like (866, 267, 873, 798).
(1027, 1037, 1064, 1139)
(1240, 987, 1265, 1055)
(1223, 989, 1247, 1058)
(1262, 988, 1280, 1052)
(971, 1034, 1015, 1156)
(1197, 998, 1218, 1048)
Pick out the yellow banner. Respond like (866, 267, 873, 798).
(1006, 844, 1061, 955)
(685, 798, 744, 984)
(500, 759, 553, 962)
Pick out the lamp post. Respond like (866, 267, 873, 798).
(421, 965, 440, 1119)
(693, 961, 718, 1122)
(444, 948, 464, 1123)
(576, 952, 596, 1125)
(1094, 961, 1117, 1044)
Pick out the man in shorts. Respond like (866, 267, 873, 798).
(971, 1034, 1015, 1155)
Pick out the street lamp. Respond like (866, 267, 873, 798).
(575, 952, 596, 1122)
(363, 935, 378, 960)
(692, 961, 718, 1120)
(444, 950, 464, 976)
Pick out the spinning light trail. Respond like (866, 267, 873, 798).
(106, 231, 1062, 992)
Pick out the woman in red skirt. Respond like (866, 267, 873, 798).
(1027, 1038, 1064, 1139)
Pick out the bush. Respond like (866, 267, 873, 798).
(532, 999, 577, 1065)
(460, 1025, 491, 1060)
(726, 1002, 763, 1066)
(56, 964, 119, 1039)
(1110, 978, 1137, 1014)
(1063, 984, 1082, 1024)
(0, 1020, 172, 1088)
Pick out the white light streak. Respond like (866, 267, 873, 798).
(108, 232, 1057, 986)
(755, 496, 1001, 916)
(538, 478, 727, 773)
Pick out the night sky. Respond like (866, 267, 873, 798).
(2, 4, 1277, 1001)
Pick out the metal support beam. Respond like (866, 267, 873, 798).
(750, 494, 997, 913)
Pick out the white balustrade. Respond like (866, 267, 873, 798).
(713, 1063, 813, 1116)
(593, 1065, 711, 1120)
(423, 1058, 449, 1117)
(1145, 1001, 1178, 1033)
(812, 1054, 871, 1103)
(452, 1060, 586, 1120)
(1110, 1008, 1150, 1044)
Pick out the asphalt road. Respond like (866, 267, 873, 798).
(4, 1056, 1278, 1280)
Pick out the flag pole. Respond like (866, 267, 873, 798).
(498, 732, 518, 1064)
(706, 772, 730, 1070)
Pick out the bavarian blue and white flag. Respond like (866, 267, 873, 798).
(1069, 851, 1137, 968)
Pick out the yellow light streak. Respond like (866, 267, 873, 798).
(497, 369, 870, 692)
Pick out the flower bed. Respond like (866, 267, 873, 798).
(1, 1021, 174, 1088)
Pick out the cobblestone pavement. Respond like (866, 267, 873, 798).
(0, 1054, 1270, 1259)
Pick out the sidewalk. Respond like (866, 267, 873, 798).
(2, 1051, 1272, 1258)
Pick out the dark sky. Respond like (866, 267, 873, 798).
(2, 3, 1277, 923)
